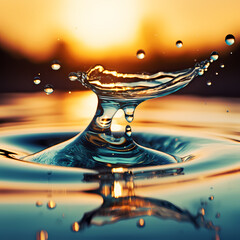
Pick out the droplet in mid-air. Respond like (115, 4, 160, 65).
(36, 230, 48, 240)
(36, 201, 43, 207)
(47, 200, 56, 209)
(72, 222, 80, 232)
(220, 64, 225, 68)
(51, 60, 61, 70)
(68, 91, 71, 94)
(215, 72, 219, 75)
(68, 72, 78, 81)
(210, 51, 219, 61)
(34, 76, 41, 85)
(125, 125, 132, 137)
(44, 84, 54, 95)
(136, 50, 145, 59)
(207, 81, 212, 86)
(137, 218, 145, 228)
(199, 208, 205, 216)
(209, 196, 214, 201)
(225, 34, 235, 46)
(198, 69, 204, 76)
(123, 106, 135, 123)
(176, 40, 183, 48)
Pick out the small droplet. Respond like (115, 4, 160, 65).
(207, 81, 212, 86)
(137, 218, 145, 228)
(68, 91, 72, 94)
(123, 106, 135, 123)
(125, 125, 132, 137)
(225, 34, 235, 46)
(230, 51, 233, 55)
(203, 61, 210, 69)
(51, 60, 61, 70)
(136, 50, 145, 59)
(209, 196, 214, 201)
(72, 222, 80, 232)
(215, 72, 219, 75)
(68, 72, 78, 81)
(44, 84, 54, 95)
(176, 40, 183, 48)
(199, 208, 205, 216)
(36, 230, 48, 240)
(36, 201, 43, 207)
(38, 73, 41, 76)
(220, 64, 225, 68)
(34, 76, 41, 85)
(47, 200, 56, 209)
(210, 51, 219, 61)
(198, 69, 204, 76)
(216, 212, 221, 218)
(210, 59, 213, 63)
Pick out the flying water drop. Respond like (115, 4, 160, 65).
(36, 201, 43, 207)
(225, 34, 235, 46)
(36, 230, 48, 240)
(207, 81, 212, 86)
(176, 40, 183, 48)
(51, 60, 61, 70)
(44, 84, 54, 95)
(210, 51, 219, 61)
(136, 50, 145, 59)
(34, 76, 41, 85)
(125, 125, 132, 137)
(123, 106, 135, 123)
(72, 222, 80, 232)
(47, 200, 56, 209)
(220, 64, 225, 68)
(137, 218, 145, 228)
(215, 72, 218, 75)
(68, 72, 78, 81)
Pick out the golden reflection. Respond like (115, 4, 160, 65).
(36, 230, 48, 240)
(112, 181, 122, 198)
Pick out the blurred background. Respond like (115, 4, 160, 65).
(0, 0, 239, 96)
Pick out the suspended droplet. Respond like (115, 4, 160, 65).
(220, 64, 225, 68)
(47, 200, 56, 209)
(209, 196, 214, 201)
(199, 208, 205, 216)
(210, 51, 219, 61)
(225, 34, 235, 46)
(176, 40, 183, 48)
(198, 69, 204, 76)
(68, 72, 78, 81)
(207, 81, 212, 86)
(72, 222, 80, 232)
(51, 60, 61, 70)
(68, 91, 72, 94)
(203, 61, 210, 69)
(215, 213, 221, 218)
(34, 76, 41, 85)
(44, 84, 54, 95)
(215, 72, 219, 75)
(38, 73, 41, 76)
(137, 218, 145, 228)
(230, 51, 233, 55)
(125, 125, 132, 137)
(210, 59, 213, 63)
(36, 201, 43, 207)
(123, 106, 135, 123)
(136, 50, 145, 59)
(36, 230, 48, 240)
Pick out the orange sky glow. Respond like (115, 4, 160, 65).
(0, 0, 239, 62)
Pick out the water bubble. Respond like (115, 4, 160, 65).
(34, 76, 41, 85)
(209, 196, 214, 201)
(225, 34, 235, 46)
(125, 125, 132, 137)
(47, 200, 56, 209)
(51, 60, 61, 70)
(68, 72, 78, 81)
(176, 40, 183, 48)
(216, 213, 221, 218)
(136, 50, 145, 59)
(36, 201, 43, 207)
(72, 222, 80, 232)
(207, 81, 212, 86)
(220, 64, 225, 68)
(36, 230, 48, 240)
(198, 69, 204, 76)
(137, 218, 145, 228)
(44, 84, 54, 95)
(210, 51, 219, 61)
(203, 61, 210, 69)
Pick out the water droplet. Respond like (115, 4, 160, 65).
(199, 208, 205, 216)
(220, 64, 225, 68)
(230, 51, 233, 55)
(209, 196, 214, 201)
(36, 230, 48, 240)
(210, 59, 213, 63)
(225, 34, 235, 46)
(137, 218, 145, 228)
(68, 91, 71, 94)
(203, 61, 210, 69)
(72, 222, 80, 232)
(198, 69, 204, 76)
(226, 110, 229, 113)
(68, 72, 78, 81)
(51, 60, 61, 70)
(216, 72, 218, 75)
(44, 84, 54, 95)
(47, 200, 56, 209)
(210, 51, 219, 61)
(176, 40, 183, 48)
(136, 50, 145, 59)
(36, 201, 43, 207)
(125, 125, 132, 137)
(216, 212, 221, 218)
(34, 76, 41, 85)
(207, 81, 212, 86)
(123, 106, 135, 123)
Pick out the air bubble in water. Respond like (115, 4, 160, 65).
(207, 81, 212, 86)
(176, 40, 183, 48)
(210, 51, 219, 61)
(225, 34, 235, 46)
(68, 72, 78, 81)
(34, 76, 41, 85)
(220, 64, 225, 68)
(136, 50, 145, 59)
(72, 222, 80, 232)
(47, 200, 56, 209)
(36, 230, 48, 240)
(137, 218, 145, 228)
(51, 60, 61, 70)
(44, 84, 54, 95)
(203, 61, 210, 69)
(125, 125, 132, 137)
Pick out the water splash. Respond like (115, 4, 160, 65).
(24, 59, 212, 170)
